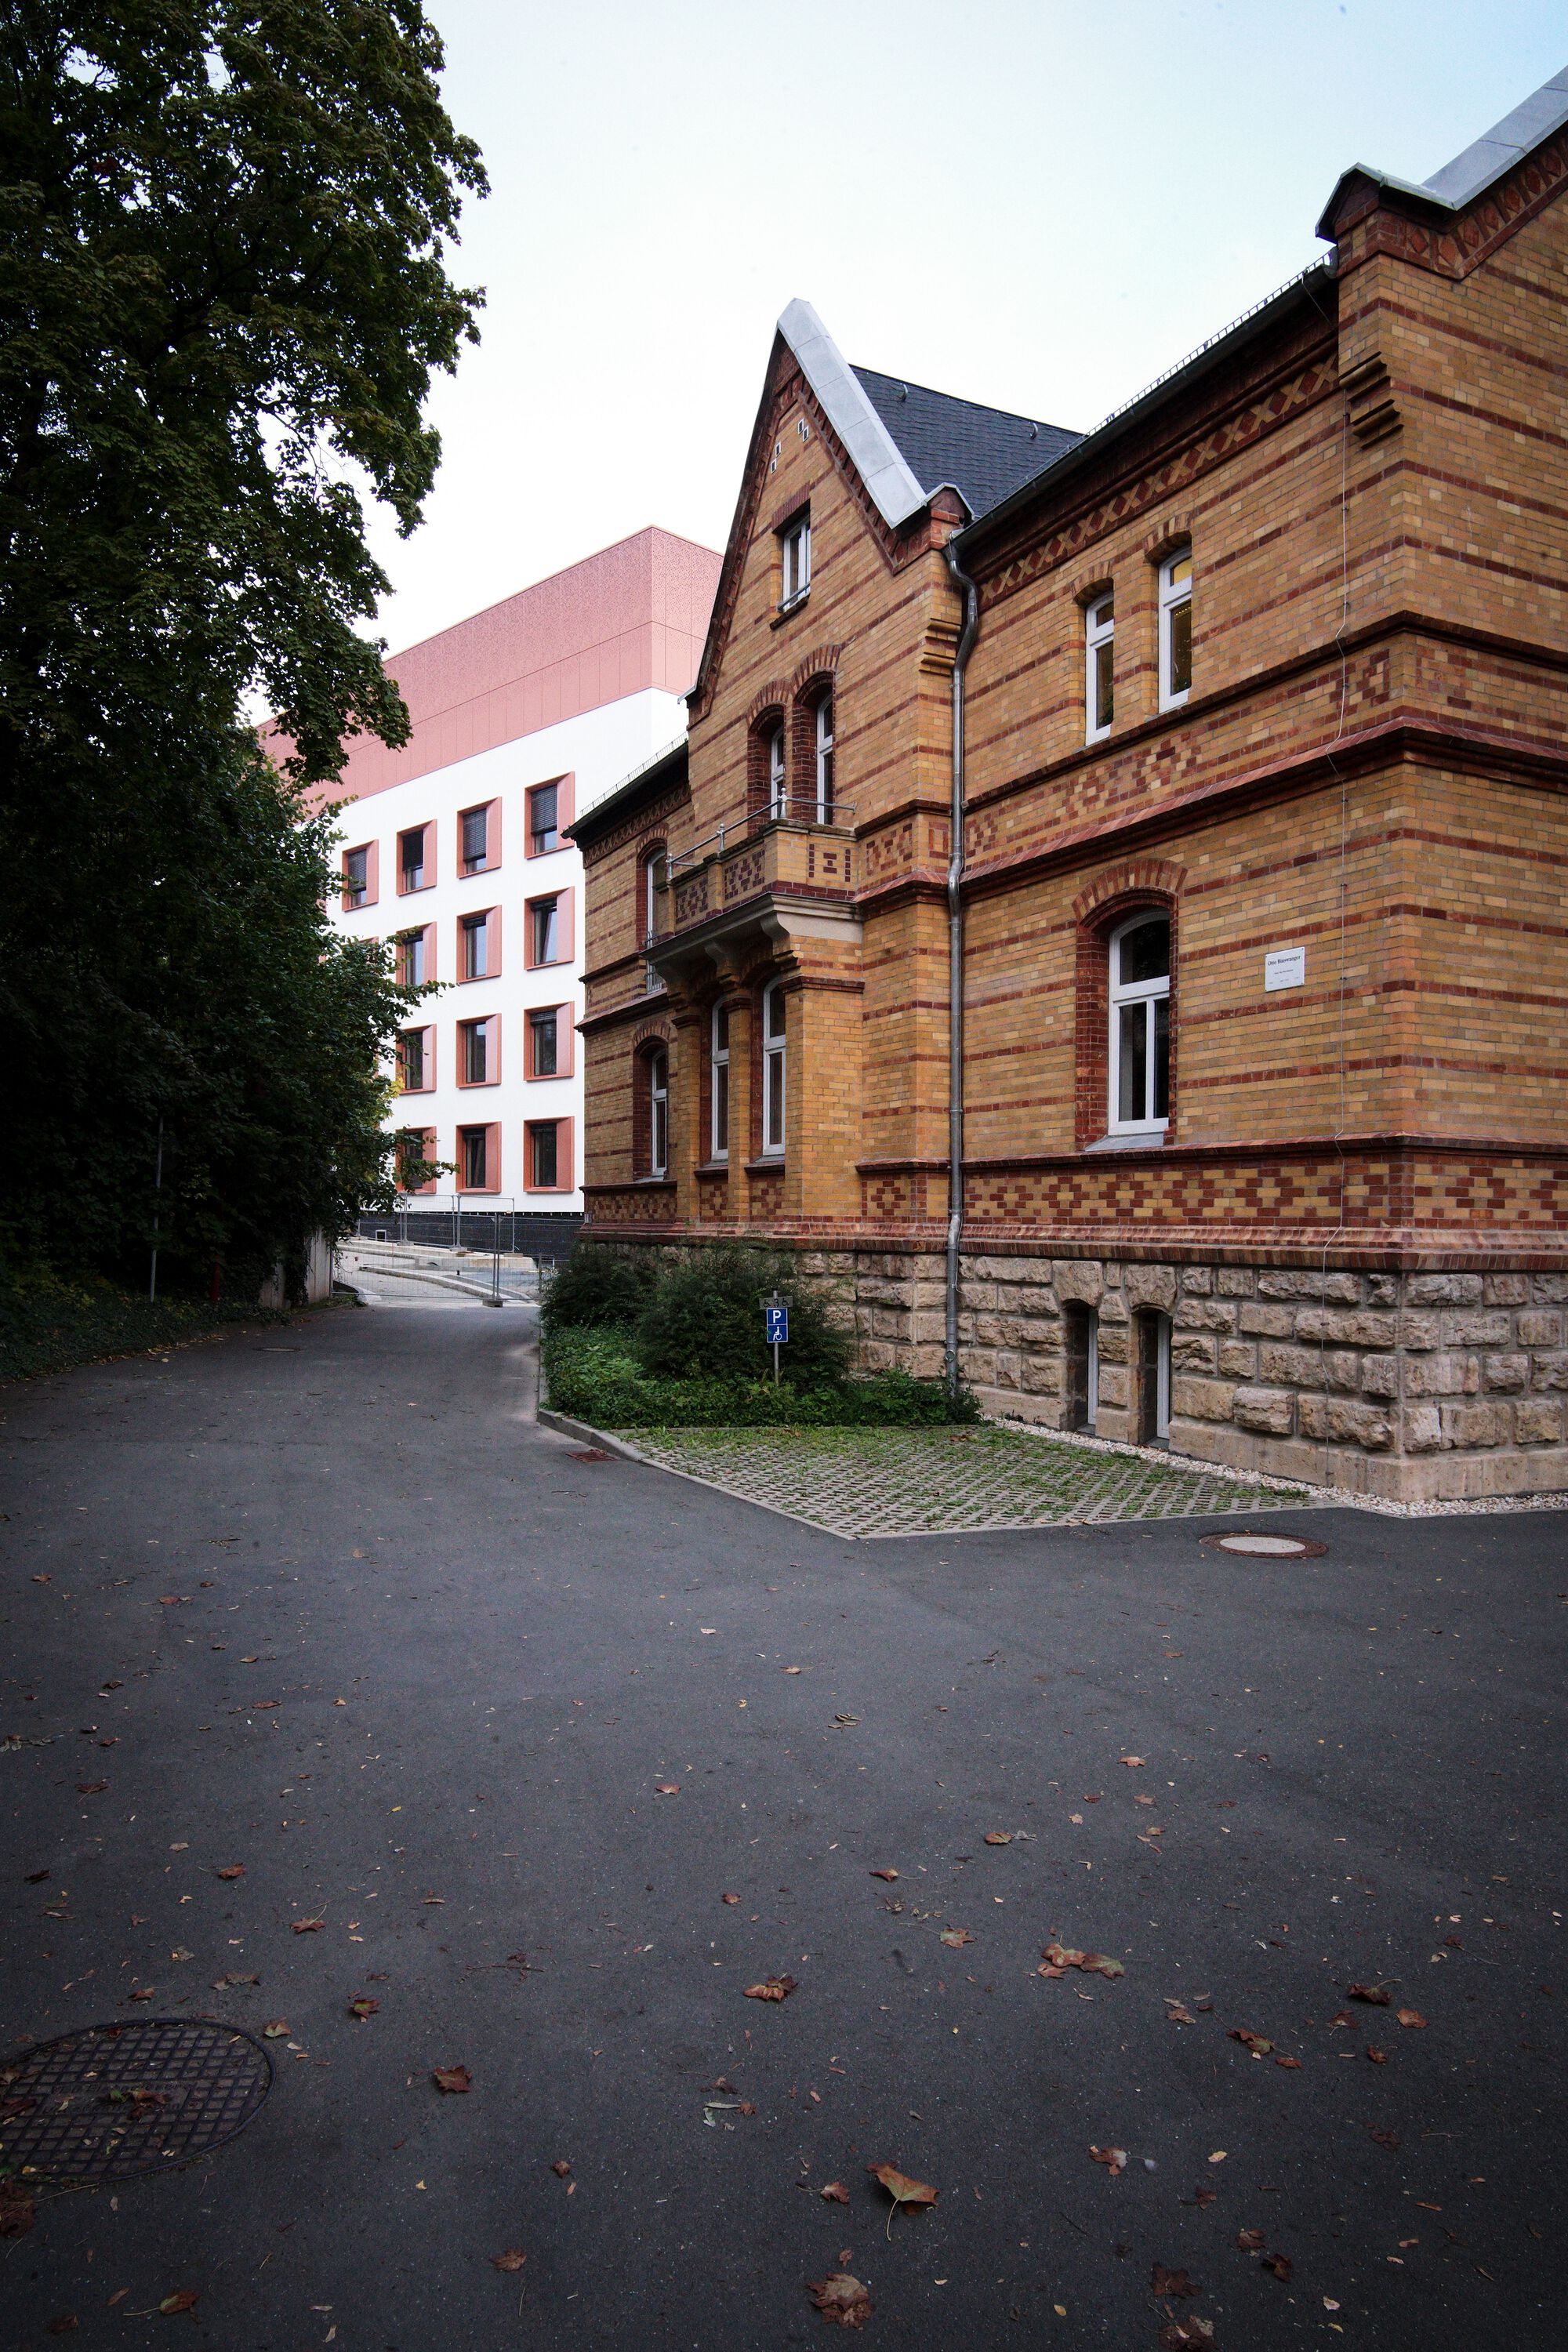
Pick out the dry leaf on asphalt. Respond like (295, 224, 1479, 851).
(722, 1893, 740, 1905)
(0, 2181, 36, 2238)
(216, 1865, 245, 1880)
(1121, 1756, 1146, 1768)
(262, 2021, 289, 2038)
(1274, 2055, 1302, 2070)
(1261, 2252, 1293, 2281)
(1367, 2046, 1388, 2064)
(833, 1713, 860, 1727)
(211, 1971, 259, 1990)
(1236, 2229, 1267, 2252)
(1348, 1981, 1392, 2005)
(655, 1784, 681, 1796)
(1088, 2146, 1127, 2175)
(745, 1975, 798, 2002)
(1151, 2264, 1200, 2298)
(291, 1917, 325, 1935)
(1229, 2030, 1272, 2056)
(432, 2065, 473, 2094)
(1158, 2322, 1216, 2350)
(820, 2180, 851, 2203)
(348, 1998, 379, 2020)
(1369, 2127, 1400, 2151)
(869, 1869, 898, 1882)
(805, 2272, 873, 2328)
(159, 2291, 199, 2315)
(551, 2160, 572, 2177)
(867, 2163, 937, 2237)
(939, 1928, 972, 1948)
(47, 2316, 78, 2336)
(75, 1780, 107, 1795)
(491, 2250, 527, 2273)
(983, 1831, 1012, 1846)
(1397, 2008, 1428, 2029)
(1164, 2002, 1198, 2026)
(1039, 1941, 1124, 1980)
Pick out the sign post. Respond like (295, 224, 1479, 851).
(764, 1291, 789, 1385)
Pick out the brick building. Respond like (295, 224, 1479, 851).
(572, 72, 1568, 1501)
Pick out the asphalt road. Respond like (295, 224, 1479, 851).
(2, 1298, 1564, 2351)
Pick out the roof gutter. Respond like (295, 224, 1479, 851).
(943, 539, 981, 1397)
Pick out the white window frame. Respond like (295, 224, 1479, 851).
(1107, 911, 1171, 1136)
(1158, 547, 1192, 711)
(710, 1001, 730, 1162)
(760, 980, 786, 1157)
(767, 725, 787, 822)
(814, 692, 835, 823)
(779, 512, 811, 610)
(648, 1045, 669, 1179)
(1084, 591, 1115, 743)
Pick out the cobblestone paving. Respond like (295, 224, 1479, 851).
(619, 1425, 1312, 1537)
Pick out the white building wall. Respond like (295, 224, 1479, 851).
(328, 687, 684, 1214)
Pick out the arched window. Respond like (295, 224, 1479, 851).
(768, 724, 787, 822)
(760, 981, 786, 1156)
(648, 1044, 669, 1178)
(814, 691, 835, 824)
(1158, 547, 1192, 710)
(710, 1001, 730, 1161)
(1109, 912, 1170, 1133)
(637, 844, 665, 948)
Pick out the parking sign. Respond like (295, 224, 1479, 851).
(764, 1304, 789, 1346)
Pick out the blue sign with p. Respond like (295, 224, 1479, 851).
(764, 1305, 789, 1346)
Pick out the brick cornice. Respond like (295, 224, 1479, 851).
(1328, 129, 1568, 281)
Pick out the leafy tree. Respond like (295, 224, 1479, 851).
(0, 2, 485, 1289)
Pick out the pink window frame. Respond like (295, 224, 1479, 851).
(524, 1002, 574, 1081)
(397, 1125, 439, 1196)
(525, 773, 575, 858)
(456, 1120, 500, 1194)
(456, 1013, 500, 1088)
(458, 797, 502, 879)
(524, 885, 575, 970)
(397, 920, 435, 989)
(457, 906, 501, 983)
(397, 1023, 434, 1094)
(396, 820, 436, 895)
(342, 838, 379, 911)
(524, 1116, 574, 1194)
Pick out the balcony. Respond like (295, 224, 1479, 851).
(651, 804, 858, 952)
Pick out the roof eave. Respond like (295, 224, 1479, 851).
(777, 299, 931, 531)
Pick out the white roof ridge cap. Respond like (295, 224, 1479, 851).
(776, 298, 929, 530)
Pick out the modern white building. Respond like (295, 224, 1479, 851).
(325, 528, 720, 1233)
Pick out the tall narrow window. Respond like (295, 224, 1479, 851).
(397, 1028, 427, 1091)
(528, 1120, 559, 1189)
(459, 1018, 492, 1085)
(399, 825, 427, 891)
(343, 845, 369, 908)
(1159, 549, 1192, 709)
(459, 1125, 488, 1189)
(779, 511, 811, 609)
(528, 781, 559, 856)
(1108, 913, 1171, 1134)
(460, 805, 489, 874)
(397, 927, 427, 988)
(641, 851, 661, 947)
(1085, 592, 1115, 742)
(1137, 1311, 1173, 1445)
(768, 726, 786, 822)
(761, 980, 786, 1156)
(815, 693, 835, 823)
(648, 1045, 669, 1178)
(529, 895, 561, 965)
(1063, 1305, 1100, 1432)
(460, 912, 489, 980)
(710, 1002, 730, 1161)
(529, 1006, 559, 1077)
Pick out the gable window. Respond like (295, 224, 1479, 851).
(1085, 591, 1115, 742)
(458, 1016, 495, 1086)
(528, 893, 562, 966)
(397, 925, 430, 988)
(460, 910, 492, 980)
(458, 1123, 490, 1190)
(528, 1006, 560, 1078)
(528, 781, 560, 856)
(397, 1027, 430, 1093)
(779, 511, 811, 611)
(814, 692, 835, 823)
(710, 1002, 730, 1160)
(768, 725, 787, 821)
(398, 824, 430, 892)
(760, 980, 786, 1156)
(648, 1044, 669, 1178)
(1108, 913, 1171, 1134)
(343, 844, 371, 909)
(460, 804, 490, 874)
(1158, 549, 1192, 710)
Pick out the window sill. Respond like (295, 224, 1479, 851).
(695, 1160, 730, 1178)
(745, 1154, 786, 1174)
(1083, 1127, 1170, 1153)
(771, 592, 810, 629)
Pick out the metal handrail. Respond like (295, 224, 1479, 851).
(664, 798, 856, 880)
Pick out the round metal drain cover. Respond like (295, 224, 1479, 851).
(0, 2019, 272, 2181)
(1201, 1530, 1326, 1558)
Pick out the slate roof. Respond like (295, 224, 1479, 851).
(851, 366, 1082, 525)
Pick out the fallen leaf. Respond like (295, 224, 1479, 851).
(1261, 2252, 1293, 2282)
(745, 1975, 798, 2002)
(1274, 2055, 1301, 2070)
(291, 1917, 325, 1935)
(820, 2181, 851, 2203)
(833, 1713, 860, 1727)
(1367, 2046, 1388, 2064)
(252, 1700, 279, 1711)
(805, 2271, 873, 2328)
(1089, 2146, 1127, 2175)
(1040, 1940, 1125, 1980)
(983, 1831, 1012, 1846)
(1348, 1982, 1392, 2006)
(348, 1998, 379, 2020)
(1191, 2187, 1217, 2208)
(1397, 2008, 1428, 2030)
(211, 1972, 260, 1990)
(722, 1892, 740, 1905)
(1121, 1756, 1146, 1768)
(48, 2317, 78, 2336)
(867, 2163, 938, 2236)
(263, 2021, 289, 2038)
(75, 1780, 107, 1795)
(129, 1986, 154, 2002)
(939, 1928, 973, 1948)
(216, 1865, 245, 1881)
(0, 2181, 36, 2238)
(1236, 2228, 1267, 2252)
(782, 1664, 803, 1674)
(25, 1869, 49, 1883)
(1165, 2002, 1198, 2026)
(159, 2291, 198, 2315)
(1151, 2264, 1200, 2298)
(1207, 2151, 1227, 2165)
(432, 2065, 472, 2094)
(1229, 2029, 1273, 2056)
(655, 1784, 681, 1797)
(1158, 2322, 1216, 2351)
(551, 2159, 572, 2177)
(1369, 2128, 1400, 2151)
(869, 1869, 898, 1882)
(491, 2249, 527, 2273)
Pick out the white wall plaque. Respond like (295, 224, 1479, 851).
(1265, 946, 1305, 992)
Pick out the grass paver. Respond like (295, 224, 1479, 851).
(617, 1421, 1310, 1536)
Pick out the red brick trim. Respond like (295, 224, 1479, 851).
(1072, 858, 1187, 926)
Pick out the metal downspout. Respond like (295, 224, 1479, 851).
(944, 542, 980, 1394)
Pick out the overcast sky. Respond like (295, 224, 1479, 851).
(362, 0, 1564, 656)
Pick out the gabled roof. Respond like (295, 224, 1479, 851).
(1316, 63, 1568, 235)
(777, 299, 1080, 528)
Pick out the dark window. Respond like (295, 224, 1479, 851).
(398, 1029, 426, 1091)
(528, 782, 560, 855)
(398, 928, 426, 988)
(460, 1019, 489, 1085)
(461, 806, 489, 873)
(529, 1120, 559, 1189)
(344, 845, 369, 907)
(460, 1125, 488, 1189)
(530, 895, 561, 964)
(530, 1007, 559, 1076)
(1063, 1304, 1099, 1432)
(399, 826, 427, 889)
(1136, 1311, 1173, 1445)
(395, 1129, 430, 1190)
(460, 913, 489, 979)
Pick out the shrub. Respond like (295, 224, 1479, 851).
(633, 1245, 850, 1388)
(539, 1247, 659, 1335)
(542, 1327, 977, 1430)
(0, 1262, 288, 1383)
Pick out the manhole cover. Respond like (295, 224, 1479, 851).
(0, 2020, 272, 2180)
(1200, 1530, 1326, 1558)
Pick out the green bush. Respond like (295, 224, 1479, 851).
(633, 1244, 851, 1387)
(542, 1326, 977, 1430)
(539, 1247, 659, 1335)
(0, 1263, 289, 1383)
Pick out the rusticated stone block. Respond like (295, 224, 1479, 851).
(1177, 1300, 1238, 1332)
(1367, 1276, 1398, 1307)
(1173, 1332, 1217, 1373)
(1096, 1364, 1130, 1409)
(1125, 1264, 1178, 1312)
(1022, 1352, 1063, 1395)
(1172, 1375, 1238, 1424)
(1403, 1404, 1445, 1451)
(1323, 1274, 1362, 1303)
(1439, 1311, 1512, 1347)
(1239, 1302, 1295, 1338)
(1294, 1308, 1399, 1348)
(1360, 1353, 1400, 1398)
(1404, 1352, 1478, 1397)
(1217, 1340, 1257, 1379)
(1483, 1353, 1528, 1392)
(1534, 1276, 1568, 1304)
(1515, 1397, 1565, 1444)
(1233, 1386, 1294, 1435)
(1216, 1268, 1254, 1297)
(1258, 1341, 1321, 1388)
(1298, 1395, 1393, 1450)
(1052, 1260, 1104, 1306)
(1399, 1312, 1439, 1350)
(1531, 1354, 1568, 1391)
(1483, 1274, 1529, 1306)
(1518, 1310, 1563, 1348)
(1443, 1401, 1508, 1447)
(1258, 1271, 1323, 1300)
(1407, 1273, 1483, 1305)
(1181, 1266, 1213, 1294)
